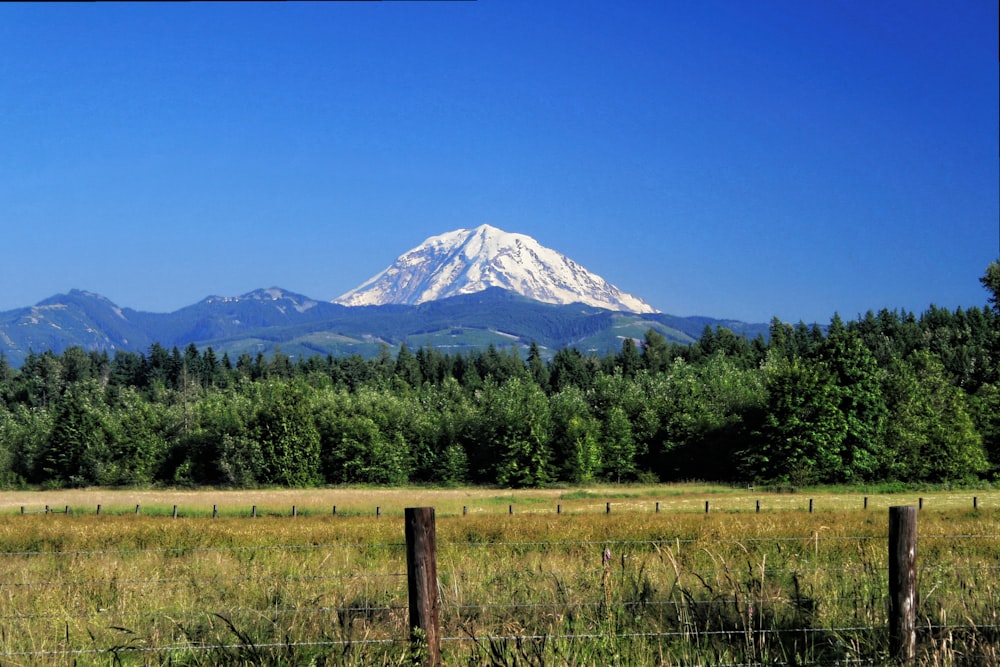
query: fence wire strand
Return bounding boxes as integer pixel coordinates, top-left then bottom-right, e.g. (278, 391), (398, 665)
(0, 517), (996, 663)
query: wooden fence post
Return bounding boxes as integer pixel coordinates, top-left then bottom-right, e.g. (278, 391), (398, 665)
(405, 507), (441, 666)
(889, 506), (917, 664)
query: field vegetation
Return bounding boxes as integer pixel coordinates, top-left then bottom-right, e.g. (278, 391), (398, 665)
(0, 485), (996, 666)
(1, 263), (998, 491)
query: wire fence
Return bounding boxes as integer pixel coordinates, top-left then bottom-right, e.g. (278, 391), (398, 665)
(0, 511), (997, 665)
(4, 491), (993, 518)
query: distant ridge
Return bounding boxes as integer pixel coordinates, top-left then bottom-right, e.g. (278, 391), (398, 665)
(0, 287), (769, 368)
(335, 224), (659, 314)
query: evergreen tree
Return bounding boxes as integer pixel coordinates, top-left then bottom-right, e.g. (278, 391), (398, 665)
(641, 329), (671, 374)
(981, 260), (1000, 313)
(41, 380), (109, 486)
(527, 342), (550, 392)
(616, 338), (642, 379)
(549, 347), (591, 391)
(394, 343), (422, 388)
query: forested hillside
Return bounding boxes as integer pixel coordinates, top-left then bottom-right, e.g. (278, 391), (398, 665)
(1, 265), (997, 489)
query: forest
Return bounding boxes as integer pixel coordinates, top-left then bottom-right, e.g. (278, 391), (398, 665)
(1, 264), (997, 490)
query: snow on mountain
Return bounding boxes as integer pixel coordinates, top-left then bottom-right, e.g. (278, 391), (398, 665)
(201, 288), (319, 313)
(334, 224), (660, 314)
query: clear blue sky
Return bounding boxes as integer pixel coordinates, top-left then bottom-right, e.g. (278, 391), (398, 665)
(2, 1), (997, 324)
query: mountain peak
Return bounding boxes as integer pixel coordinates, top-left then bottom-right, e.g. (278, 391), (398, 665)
(198, 287), (320, 313)
(334, 225), (659, 314)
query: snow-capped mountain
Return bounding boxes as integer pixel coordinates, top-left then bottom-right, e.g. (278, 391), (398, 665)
(201, 287), (321, 314)
(334, 224), (660, 314)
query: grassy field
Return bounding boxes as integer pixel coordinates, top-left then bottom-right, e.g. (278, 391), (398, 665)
(0, 485), (996, 666)
(1, 483), (996, 517)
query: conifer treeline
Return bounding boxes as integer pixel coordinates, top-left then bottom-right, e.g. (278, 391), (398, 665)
(1, 290), (997, 488)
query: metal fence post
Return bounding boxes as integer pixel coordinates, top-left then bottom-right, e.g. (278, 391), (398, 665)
(405, 507), (441, 666)
(889, 506), (917, 664)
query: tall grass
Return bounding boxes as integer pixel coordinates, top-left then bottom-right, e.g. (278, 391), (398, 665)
(0, 488), (996, 665)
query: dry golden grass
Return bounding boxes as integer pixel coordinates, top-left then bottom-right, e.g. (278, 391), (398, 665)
(2, 483), (997, 518)
(0, 493), (996, 666)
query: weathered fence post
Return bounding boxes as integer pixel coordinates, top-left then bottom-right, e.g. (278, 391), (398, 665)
(889, 506), (917, 664)
(405, 507), (441, 666)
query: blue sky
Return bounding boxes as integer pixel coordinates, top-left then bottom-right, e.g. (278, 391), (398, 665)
(2, 1), (997, 324)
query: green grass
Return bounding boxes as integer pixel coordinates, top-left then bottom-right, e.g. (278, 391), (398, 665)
(0, 486), (997, 665)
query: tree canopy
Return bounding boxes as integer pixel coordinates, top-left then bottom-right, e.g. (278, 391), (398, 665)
(1, 264), (997, 489)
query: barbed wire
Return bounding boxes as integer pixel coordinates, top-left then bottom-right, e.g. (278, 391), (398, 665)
(2, 562), (997, 590)
(0, 529), (993, 662)
(3, 587), (997, 626)
(0, 572), (406, 588)
(2, 533), (997, 560)
(0, 541), (407, 558)
(3, 565), (997, 592)
(0, 623), (995, 661)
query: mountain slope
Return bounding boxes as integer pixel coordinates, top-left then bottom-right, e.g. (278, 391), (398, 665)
(0, 287), (769, 367)
(334, 224), (659, 314)
(0, 290), (155, 363)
